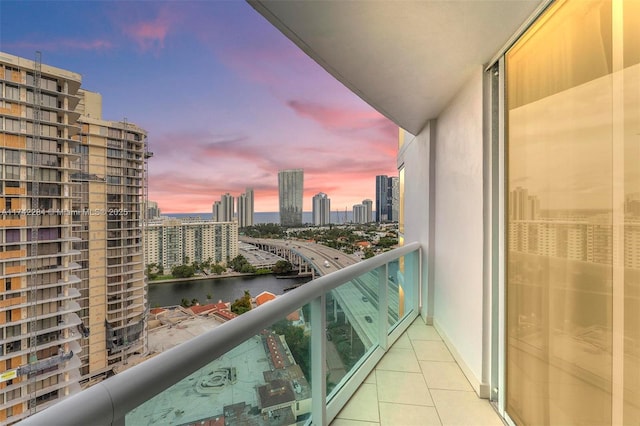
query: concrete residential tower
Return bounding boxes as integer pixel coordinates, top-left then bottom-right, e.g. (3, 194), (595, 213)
(212, 193), (235, 223)
(312, 192), (330, 226)
(362, 199), (373, 223)
(73, 90), (149, 381)
(0, 52), (150, 423)
(0, 53), (84, 422)
(237, 188), (254, 228)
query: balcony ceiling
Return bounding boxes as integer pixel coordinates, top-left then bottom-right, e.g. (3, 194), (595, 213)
(249, 0), (543, 135)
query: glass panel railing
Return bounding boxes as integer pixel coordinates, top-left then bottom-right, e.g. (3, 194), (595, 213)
(388, 258), (401, 327)
(325, 267), (381, 396)
(21, 243), (421, 426)
(126, 307), (313, 426)
(388, 250), (419, 332)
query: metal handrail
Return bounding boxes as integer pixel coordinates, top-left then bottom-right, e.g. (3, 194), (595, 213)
(22, 242), (420, 426)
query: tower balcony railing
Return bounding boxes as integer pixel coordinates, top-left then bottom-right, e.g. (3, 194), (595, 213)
(22, 242), (421, 426)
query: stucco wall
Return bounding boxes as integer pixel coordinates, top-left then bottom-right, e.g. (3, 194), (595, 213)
(398, 124), (435, 320)
(432, 68), (485, 391)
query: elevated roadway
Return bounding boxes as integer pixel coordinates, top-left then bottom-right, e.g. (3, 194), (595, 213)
(240, 237), (403, 348)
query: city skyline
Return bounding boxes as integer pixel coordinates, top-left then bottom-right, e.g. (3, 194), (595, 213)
(0, 1), (398, 213)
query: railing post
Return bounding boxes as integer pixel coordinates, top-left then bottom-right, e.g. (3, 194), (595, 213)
(378, 264), (389, 350)
(310, 295), (326, 425)
(416, 248), (423, 313)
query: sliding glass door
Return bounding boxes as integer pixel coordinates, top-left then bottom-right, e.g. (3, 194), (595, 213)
(506, 0), (640, 423)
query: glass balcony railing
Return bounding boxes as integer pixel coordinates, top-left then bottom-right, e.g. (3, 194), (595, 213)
(22, 242), (421, 426)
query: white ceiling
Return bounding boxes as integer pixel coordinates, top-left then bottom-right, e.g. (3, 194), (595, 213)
(249, 0), (544, 135)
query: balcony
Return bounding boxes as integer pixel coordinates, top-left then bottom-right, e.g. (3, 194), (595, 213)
(331, 319), (501, 425)
(20, 242), (498, 425)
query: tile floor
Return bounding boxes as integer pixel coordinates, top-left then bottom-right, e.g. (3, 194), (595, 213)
(331, 319), (504, 426)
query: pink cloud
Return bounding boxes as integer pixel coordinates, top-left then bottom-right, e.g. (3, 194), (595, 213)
(123, 21), (169, 50)
(115, 5), (181, 52)
(287, 100), (386, 132)
(197, 138), (273, 167)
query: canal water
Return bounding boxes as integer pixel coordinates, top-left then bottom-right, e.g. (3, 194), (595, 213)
(148, 274), (312, 307)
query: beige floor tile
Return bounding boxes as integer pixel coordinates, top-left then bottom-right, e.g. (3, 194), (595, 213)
(335, 383), (380, 422)
(420, 361), (473, 391)
(364, 370), (376, 384)
(411, 340), (454, 362)
(407, 321), (442, 341)
(375, 347), (421, 372)
(379, 402), (442, 426)
(375, 370), (433, 406)
(331, 419), (380, 426)
(431, 390), (503, 426)
(389, 332), (412, 349)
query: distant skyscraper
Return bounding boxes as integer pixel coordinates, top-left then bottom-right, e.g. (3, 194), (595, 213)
(376, 175), (390, 222)
(237, 188), (254, 227)
(353, 204), (367, 224)
(221, 193), (235, 221)
(212, 201), (221, 221)
(376, 176), (399, 222)
(147, 200), (161, 219)
(278, 169), (304, 226)
(362, 199), (373, 223)
(213, 193), (235, 222)
(312, 192), (331, 226)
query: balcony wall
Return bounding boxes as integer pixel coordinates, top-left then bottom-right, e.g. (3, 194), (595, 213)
(400, 68), (489, 397)
(433, 68), (486, 394)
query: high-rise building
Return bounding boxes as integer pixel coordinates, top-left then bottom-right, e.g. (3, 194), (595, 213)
(237, 188), (254, 228)
(146, 200), (160, 220)
(362, 199), (373, 223)
(73, 89), (148, 380)
(0, 53), (84, 422)
(278, 169), (303, 226)
(352, 204), (366, 224)
(221, 193), (234, 222)
(144, 218), (238, 270)
(0, 52), (149, 423)
(212, 193), (235, 222)
(376, 176), (398, 222)
(312, 193), (330, 226)
(212, 201), (221, 221)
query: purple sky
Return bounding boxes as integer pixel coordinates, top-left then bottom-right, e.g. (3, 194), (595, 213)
(1, 1), (398, 213)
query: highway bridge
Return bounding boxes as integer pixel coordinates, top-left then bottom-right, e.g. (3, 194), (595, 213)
(240, 237), (403, 348)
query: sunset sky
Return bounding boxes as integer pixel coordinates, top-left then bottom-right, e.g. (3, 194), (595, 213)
(0, 1), (398, 213)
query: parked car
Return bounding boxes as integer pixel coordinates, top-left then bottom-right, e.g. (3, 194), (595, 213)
(364, 315), (373, 323)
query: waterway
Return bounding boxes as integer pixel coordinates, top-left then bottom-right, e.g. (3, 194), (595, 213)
(148, 274), (312, 307)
